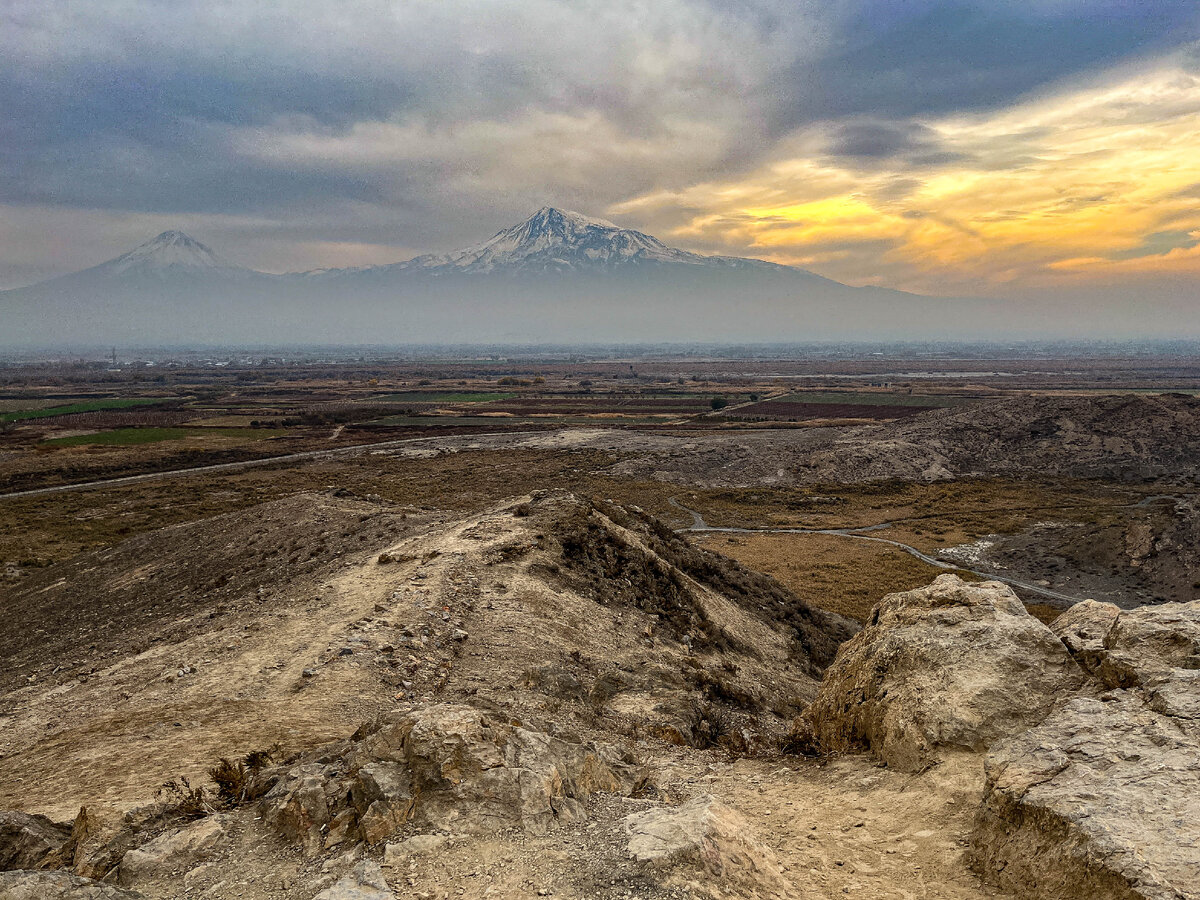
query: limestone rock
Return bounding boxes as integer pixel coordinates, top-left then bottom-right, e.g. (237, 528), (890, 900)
(0, 870), (143, 899)
(1051, 599), (1121, 667)
(311, 860), (391, 900)
(363, 702), (635, 834)
(60, 808), (134, 881)
(1053, 599), (1200, 717)
(800, 574), (1085, 770)
(624, 795), (792, 899)
(261, 702), (638, 850)
(1094, 600), (1200, 690)
(0, 811), (71, 871)
(972, 694), (1200, 900)
(259, 766), (340, 854)
(117, 817), (226, 886)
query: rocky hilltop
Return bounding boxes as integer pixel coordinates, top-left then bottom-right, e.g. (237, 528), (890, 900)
(2, 491), (1198, 899)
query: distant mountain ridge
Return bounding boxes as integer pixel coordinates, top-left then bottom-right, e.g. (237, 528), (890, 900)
(12, 208), (820, 289)
(0, 208), (995, 345)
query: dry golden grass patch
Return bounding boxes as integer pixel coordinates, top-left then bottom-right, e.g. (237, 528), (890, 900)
(692, 531), (980, 622)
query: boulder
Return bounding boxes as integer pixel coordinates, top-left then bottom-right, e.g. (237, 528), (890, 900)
(311, 860), (391, 900)
(799, 575), (1085, 770)
(972, 694), (1200, 900)
(116, 817), (226, 886)
(1097, 601), (1200, 689)
(58, 808), (134, 881)
(0, 811), (71, 871)
(260, 766), (340, 855)
(624, 795), (792, 899)
(0, 870), (143, 899)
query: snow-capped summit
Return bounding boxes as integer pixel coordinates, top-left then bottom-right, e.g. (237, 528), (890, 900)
(391, 207), (723, 274)
(101, 231), (242, 277)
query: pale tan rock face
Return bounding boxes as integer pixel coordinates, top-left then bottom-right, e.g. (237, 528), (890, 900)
(0, 870), (144, 899)
(311, 860), (391, 900)
(799, 574), (1085, 771)
(259, 702), (638, 850)
(116, 817), (226, 886)
(1053, 597), (1200, 717)
(972, 694), (1200, 900)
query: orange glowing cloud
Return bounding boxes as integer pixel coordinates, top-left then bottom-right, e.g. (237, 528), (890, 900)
(612, 55), (1200, 296)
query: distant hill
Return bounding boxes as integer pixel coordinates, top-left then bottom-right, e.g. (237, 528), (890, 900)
(0, 208), (994, 346)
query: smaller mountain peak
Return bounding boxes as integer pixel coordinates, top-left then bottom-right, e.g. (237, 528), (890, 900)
(106, 229), (232, 274)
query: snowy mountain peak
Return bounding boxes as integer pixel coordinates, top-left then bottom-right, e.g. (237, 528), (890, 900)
(104, 231), (235, 276)
(398, 207), (700, 274)
(525, 207), (619, 231)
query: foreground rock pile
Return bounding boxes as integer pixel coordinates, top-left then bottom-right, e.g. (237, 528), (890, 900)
(799, 574), (1200, 900)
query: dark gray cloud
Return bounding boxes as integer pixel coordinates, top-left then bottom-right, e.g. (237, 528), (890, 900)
(772, 0), (1200, 131)
(1, 0), (1198, 282)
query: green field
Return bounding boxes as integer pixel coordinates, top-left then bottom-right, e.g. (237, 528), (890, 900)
(370, 392), (518, 404)
(768, 392), (972, 408)
(1, 398), (164, 423)
(42, 427), (284, 447)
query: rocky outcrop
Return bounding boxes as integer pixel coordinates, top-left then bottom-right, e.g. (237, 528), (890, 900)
(1051, 600), (1121, 669)
(798, 574), (1084, 770)
(624, 795), (792, 899)
(0, 870), (143, 899)
(116, 816), (226, 886)
(260, 702), (639, 852)
(1053, 598), (1200, 718)
(972, 694), (1200, 900)
(55, 808), (135, 882)
(0, 811), (70, 871)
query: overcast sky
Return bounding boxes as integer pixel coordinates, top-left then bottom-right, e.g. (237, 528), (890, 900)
(3, 0), (1200, 303)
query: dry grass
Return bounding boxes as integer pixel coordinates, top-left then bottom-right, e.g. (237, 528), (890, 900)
(692, 531), (977, 622)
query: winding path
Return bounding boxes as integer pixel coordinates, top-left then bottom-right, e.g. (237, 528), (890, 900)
(668, 497), (1087, 606)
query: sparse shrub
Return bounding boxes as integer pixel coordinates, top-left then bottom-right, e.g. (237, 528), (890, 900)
(512, 502), (532, 517)
(156, 778), (209, 820)
(209, 748), (275, 806)
(693, 703), (731, 749)
(710, 397), (728, 410)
